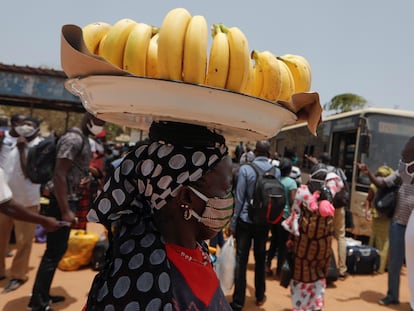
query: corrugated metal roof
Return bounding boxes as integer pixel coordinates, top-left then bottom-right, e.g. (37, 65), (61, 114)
(0, 63), (66, 77)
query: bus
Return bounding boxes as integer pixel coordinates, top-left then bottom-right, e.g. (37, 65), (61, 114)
(270, 107), (414, 238)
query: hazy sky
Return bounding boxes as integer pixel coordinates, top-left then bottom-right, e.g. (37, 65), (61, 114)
(1, 0), (413, 112)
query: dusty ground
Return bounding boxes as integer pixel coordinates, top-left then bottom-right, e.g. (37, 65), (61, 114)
(0, 223), (411, 311)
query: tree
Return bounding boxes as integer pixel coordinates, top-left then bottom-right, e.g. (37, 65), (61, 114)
(324, 93), (367, 113)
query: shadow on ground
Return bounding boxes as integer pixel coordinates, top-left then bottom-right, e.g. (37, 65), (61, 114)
(2, 286), (79, 311)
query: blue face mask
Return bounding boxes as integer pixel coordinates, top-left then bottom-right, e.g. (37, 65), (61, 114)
(292, 156), (298, 165)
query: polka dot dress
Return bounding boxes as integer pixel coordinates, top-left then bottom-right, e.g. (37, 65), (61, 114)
(85, 141), (227, 310)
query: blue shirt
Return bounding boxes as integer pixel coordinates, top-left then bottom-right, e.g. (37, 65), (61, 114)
(230, 156), (280, 230)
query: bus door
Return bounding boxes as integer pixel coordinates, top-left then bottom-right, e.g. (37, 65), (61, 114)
(330, 130), (357, 181)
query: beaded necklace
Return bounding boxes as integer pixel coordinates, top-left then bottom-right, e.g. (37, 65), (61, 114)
(170, 243), (210, 266)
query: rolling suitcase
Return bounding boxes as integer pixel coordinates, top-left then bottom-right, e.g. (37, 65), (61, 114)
(346, 244), (380, 274)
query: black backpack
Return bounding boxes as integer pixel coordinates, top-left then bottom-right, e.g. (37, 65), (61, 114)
(247, 162), (286, 225)
(26, 133), (58, 184)
(26, 129), (84, 184)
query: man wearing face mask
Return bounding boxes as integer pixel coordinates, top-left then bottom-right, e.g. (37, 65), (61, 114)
(0, 115), (44, 293)
(28, 112), (105, 311)
(357, 136), (414, 307)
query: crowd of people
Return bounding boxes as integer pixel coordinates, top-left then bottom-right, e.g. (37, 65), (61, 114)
(0, 112), (414, 311)
(0, 112), (130, 310)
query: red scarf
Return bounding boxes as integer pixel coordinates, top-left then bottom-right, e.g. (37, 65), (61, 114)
(166, 243), (220, 307)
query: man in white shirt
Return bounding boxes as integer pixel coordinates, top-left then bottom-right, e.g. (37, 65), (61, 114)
(0, 115), (44, 292)
(0, 167), (61, 241)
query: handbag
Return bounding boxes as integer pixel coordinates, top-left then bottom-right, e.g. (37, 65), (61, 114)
(214, 235), (236, 295)
(374, 182), (400, 218)
(332, 186), (350, 209)
(279, 251), (293, 288)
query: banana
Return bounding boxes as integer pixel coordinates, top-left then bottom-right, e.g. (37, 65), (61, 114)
(220, 24), (251, 92)
(98, 34), (107, 56)
(252, 60), (264, 97)
(123, 23), (153, 76)
(251, 50), (282, 101)
(146, 32), (159, 78)
(98, 18), (137, 68)
(240, 59), (254, 95)
(182, 15), (208, 84)
(157, 8), (192, 80)
(205, 24), (230, 89)
(276, 58), (295, 102)
(277, 54), (312, 92)
(82, 22), (112, 55)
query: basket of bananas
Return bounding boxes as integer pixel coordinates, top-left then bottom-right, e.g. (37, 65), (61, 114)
(61, 8), (322, 141)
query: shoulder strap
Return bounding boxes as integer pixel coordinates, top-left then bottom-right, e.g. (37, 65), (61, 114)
(249, 162), (262, 175)
(66, 128), (86, 154)
(63, 128), (87, 173)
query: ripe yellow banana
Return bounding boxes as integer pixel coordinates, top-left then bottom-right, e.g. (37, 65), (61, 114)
(252, 50), (282, 101)
(98, 34), (107, 56)
(276, 58), (295, 102)
(123, 23), (153, 76)
(252, 61), (264, 97)
(205, 24), (230, 89)
(182, 15), (208, 84)
(240, 59), (254, 95)
(220, 24), (251, 92)
(82, 22), (112, 55)
(98, 18), (137, 68)
(146, 32), (159, 78)
(158, 8), (192, 80)
(277, 54), (312, 92)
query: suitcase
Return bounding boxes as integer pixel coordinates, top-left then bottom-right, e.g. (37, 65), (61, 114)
(346, 245), (380, 274)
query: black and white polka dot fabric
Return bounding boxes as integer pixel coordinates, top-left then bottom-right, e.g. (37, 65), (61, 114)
(85, 138), (228, 311)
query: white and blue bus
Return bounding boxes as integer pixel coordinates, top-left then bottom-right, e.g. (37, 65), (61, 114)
(270, 107), (414, 238)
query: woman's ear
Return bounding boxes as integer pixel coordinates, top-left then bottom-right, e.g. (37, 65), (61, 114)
(176, 186), (192, 208)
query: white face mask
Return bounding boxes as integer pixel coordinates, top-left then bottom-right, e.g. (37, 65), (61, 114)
(14, 125), (38, 138)
(187, 186), (234, 232)
(398, 159), (414, 184)
(87, 122), (103, 136)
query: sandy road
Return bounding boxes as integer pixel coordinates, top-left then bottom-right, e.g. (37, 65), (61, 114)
(0, 223), (411, 311)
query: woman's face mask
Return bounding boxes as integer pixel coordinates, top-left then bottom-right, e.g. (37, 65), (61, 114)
(14, 124), (38, 138)
(187, 186), (234, 232)
(398, 159), (414, 184)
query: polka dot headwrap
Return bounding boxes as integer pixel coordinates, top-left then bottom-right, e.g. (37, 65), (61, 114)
(85, 121), (228, 310)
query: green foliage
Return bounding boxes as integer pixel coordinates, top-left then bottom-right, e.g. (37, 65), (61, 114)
(324, 93), (367, 113)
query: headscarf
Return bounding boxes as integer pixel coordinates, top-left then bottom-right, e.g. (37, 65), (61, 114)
(86, 121), (228, 310)
(376, 165), (394, 177)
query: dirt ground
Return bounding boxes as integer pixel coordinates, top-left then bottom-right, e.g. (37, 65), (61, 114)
(0, 222), (411, 311)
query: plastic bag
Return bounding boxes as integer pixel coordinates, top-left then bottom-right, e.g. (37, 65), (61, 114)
(214, 235), (235, 295)
(58, 229), (99, 271)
